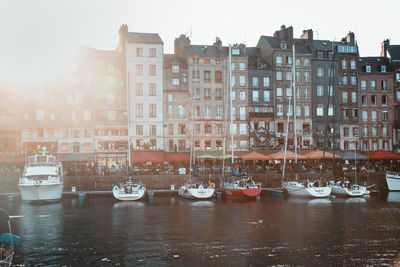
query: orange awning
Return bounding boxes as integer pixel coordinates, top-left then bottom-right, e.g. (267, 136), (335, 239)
(164, 152), (190, 162)
(131, 151), (165, 163)
(242, 151), (272, 161)
(269, 150), (307, 160)
(304, 150), (342, 160)
(365, 150), (400, 160)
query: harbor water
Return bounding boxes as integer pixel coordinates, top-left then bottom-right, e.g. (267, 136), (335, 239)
(1, 193), (400, 266)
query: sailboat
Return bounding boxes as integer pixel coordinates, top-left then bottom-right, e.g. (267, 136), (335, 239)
(112, 176), (146, 201)
(220, 45), (262, 199)
(282, 44), (331, 198)
(178, 55), (215, 199)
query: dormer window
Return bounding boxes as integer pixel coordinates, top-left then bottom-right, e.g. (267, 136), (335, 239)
(232, 48), (240, 55)
(280, 42), (287, 49)
(172, 65), (179, 73)
(381, 65), (386, 73)
(366, 65), (371, 73)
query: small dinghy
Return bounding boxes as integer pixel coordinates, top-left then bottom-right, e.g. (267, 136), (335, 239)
(113, 177), (146, 201)
(0, 208), (20, 267)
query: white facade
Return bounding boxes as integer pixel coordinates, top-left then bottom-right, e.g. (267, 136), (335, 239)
(126, 42), (164, 150)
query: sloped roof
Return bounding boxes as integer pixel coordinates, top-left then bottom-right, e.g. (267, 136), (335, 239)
(126, 32), (163, 44)
(388, 45), (400, 61)
(258, 36), (312, 54)
(185, 45), (226, 57)
(163, 54), (187, 68)
(359, 57), (392, 73)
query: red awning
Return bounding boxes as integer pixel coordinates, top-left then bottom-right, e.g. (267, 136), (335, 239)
(364, 150), (400, 160)
(164, 152), (190, 162)
(131, 152), (165, 163)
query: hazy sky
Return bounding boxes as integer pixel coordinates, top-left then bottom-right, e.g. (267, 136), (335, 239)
(1, 0), (399, 84)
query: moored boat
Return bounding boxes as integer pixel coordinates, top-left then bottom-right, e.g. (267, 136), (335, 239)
(283, 181), (331, 198)
(221, 177), (262, 199)
(112, 177), (146, 201)
(179, 183), (215, 199)
(330, 181), (367, 197)
(385, 172), (400, 191)
(18, 147), (63, 202)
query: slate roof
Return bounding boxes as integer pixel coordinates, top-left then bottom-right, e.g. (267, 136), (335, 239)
(258, 36), (312, 54)
(163, 54), (187, 68)
(388, 45), (400, 61)
(126, 32), (163, 44)
(184, 45), (226, 57)
(359, 57), (392, 73)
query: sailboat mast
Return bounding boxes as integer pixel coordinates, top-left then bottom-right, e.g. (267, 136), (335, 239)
(293, 44), (297, 164)
(222, 48), (230, 180)
(189, 56), (198, 181)
(229, 45), (234, 165)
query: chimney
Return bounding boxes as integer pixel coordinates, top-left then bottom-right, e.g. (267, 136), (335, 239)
(118, 24), (128, 54)
(346, 32), (355, 45)
(174, 34), (191, 58)
(381, 39), (390, 58)
(213, 37), (222, 49)
(300, 29), (313, 41)
(274, 25), (293, 44)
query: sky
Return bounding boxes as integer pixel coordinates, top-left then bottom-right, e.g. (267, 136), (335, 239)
(1, 0), (399, 84)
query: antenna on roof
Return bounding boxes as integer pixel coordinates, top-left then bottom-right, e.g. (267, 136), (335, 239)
(190, 26), (192, 40)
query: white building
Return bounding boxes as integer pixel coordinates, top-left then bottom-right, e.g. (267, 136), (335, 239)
(119, 25), (164, 151)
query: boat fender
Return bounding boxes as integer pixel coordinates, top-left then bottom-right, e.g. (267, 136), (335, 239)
(185, 184), (188, 189)
(210, 183), (215, 188)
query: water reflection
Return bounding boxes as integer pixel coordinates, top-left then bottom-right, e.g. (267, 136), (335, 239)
(285, 197), (332, 205)
(186, 200), (214, 207)
(386, 192), (400, 203)
(113, 201), (145, 209)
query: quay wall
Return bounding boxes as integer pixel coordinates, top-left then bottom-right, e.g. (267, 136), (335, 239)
(0, 172), (386, 193)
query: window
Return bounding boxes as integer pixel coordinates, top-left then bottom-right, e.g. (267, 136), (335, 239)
(136, 104), (143, 117)
(149, 104), (156, 118)
(149, 125), (157, 136)
(216, 124), (223, 134)
(239, 62), (246, 70)
(215, 71), (222, 83)
(168, 124), (173, 135)
(36, 110), (44, 120)
(205, 106), (211, 117)
(371, 111), (377, 122)
(343, 108), (349, 118)
(317, 85), (324, 96)
(239, 107), (246, 120)
(168, 105), (173, 116)
(276, 72), (283, 81)
(178, 105), (185, 117)
(295, 71), (300, 83)
(342, 76), (348, 85)
(106, 93), (115, 104)
(240, 123), (247, 135)
(72, 110), (77, 120)
(381, 65), (386, 72)
(277, 88), (283, 98)
(304, 59), (310, 66)
(342, 60), (347, 69)
(150, 139), (156, 150)
(252, 77), (259, 87)
(263, 77), (270, 87)
(381, 95), (388, 106)
(383, 111), (388, 121)
(363, 126), (368, 136)
(286, 88), (292, 97)
(205, 125), (212, 134)
(84, 110), (91, 121)
(263, 90), (270, 102)
(372, 127), (377, 136)
(73, 143), (80, 153)
(351, 76), (357, 85)
(215, 89), (222, 99)
(396, 72), (400, 82)
(317, 67), (324, 77)
(353, 127), (359, 137)
(232, 48), (240, 55)
(149, 48), (156, 57)
(136, 64), (143, 75)
(296, 105), (301, 117)
(136, 48), (143, 57)
(317, 51), (324, 59)
(350, 60), (356, 70)
(343, 127), (349, 137)
(351, 92), (357, 103)
(136, 139), (143, 150)
(108, 111), (115, 120)
(383, 126), (388, 136)
(216, 106), (222, 117)
(252, 91), (259, 102)
(231, 62), (236, 71)
(231, 76), (236, 87)
(352, 108), (358, 118)
(239, 76), (246, 86)
(328, 105), (334, 116)
(304, 106), (310, 117)
(149, 64), (157, 76)
(285, 72), (292, 81)
(178, 140), (186, 151)
(296, 59), (301, 66)
(317, 105), (324, 116)
(366, 65), (371, 73)
(204, 71), (211, 82)
(371, 95), (376, 106)
(304, 72), (310, 83)
(149, 83), (156, 96)
(136, 125), (143, 135)
(342, 92), (348, 103)
(277, 122), (284, 133)
(276, 56), (283, 66)
(239, 91), (246, 100)
(172, 65), (179, 73)
(277, 105), (283, 116)
(231, 91), (236, 100)
(136, 83), (143, 96)
(362, 96), (368, 106)
(361, 80), (367, 90)
(362, 111), (368, 122)
(204, 88), (211, 99)
(381, 80), (387, 91)
(304, 88), (310, 99)
(172, 79), (180, 85)
(230, 123), (237, 134)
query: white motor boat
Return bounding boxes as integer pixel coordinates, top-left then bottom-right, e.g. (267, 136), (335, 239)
(330, 181), (367, 197)
(385, 172), (400, 191)
(283, 181), (331, 198)
(113, 177), (146, 201)
(179, 183), (215, 199)
(18, 147), (63, 201)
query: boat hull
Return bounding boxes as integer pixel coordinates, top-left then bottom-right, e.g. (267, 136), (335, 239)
(385, 173), (400, 191)
(283, 183), (331, 198)
(221, 187), (262, 198)
(331, 185), (367, 197)
(112, 186), (146, 201)
(18, 183), (63, 201)
(179, 186), (215, 199)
